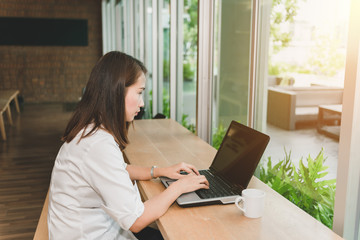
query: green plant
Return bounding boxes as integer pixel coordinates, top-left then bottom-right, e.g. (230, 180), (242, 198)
(183, 0), (198, 83)
(162, 88), (170, 118)
(183, 61), (195, 81)
(212, 123), (226, 150)
(259, 148), (336, 229)
(268, 62), (311, 76)
(268, 0), (305, 77)
(270, 0), (303, 55)
(182, 114), (195, 133)
(183, 0), (198, 59)
(149, 90), (153, 118)
(147, 88), (170, 118)
(163, 59), (170, 81)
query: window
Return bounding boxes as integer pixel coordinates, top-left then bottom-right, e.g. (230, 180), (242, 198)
(104, 0), (360, 236)
(211, 0), (253, 147)
(258, 0), (350, 230)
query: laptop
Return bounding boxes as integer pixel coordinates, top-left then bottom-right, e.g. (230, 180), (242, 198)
(160, 120), (270, 207)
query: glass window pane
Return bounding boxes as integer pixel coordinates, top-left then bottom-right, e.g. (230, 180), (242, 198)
(134, 0), (140, 59)
(257, 0), (351, 230)
(212, 0), (252, 149)
(162, 0), (170, 117)
(182, 0), (198, 133)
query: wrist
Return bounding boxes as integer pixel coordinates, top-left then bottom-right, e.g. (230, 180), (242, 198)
(153, 166), (165, 178)
(167, 180), (183, 196)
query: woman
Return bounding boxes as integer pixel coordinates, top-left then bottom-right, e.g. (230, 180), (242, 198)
(47, 51), (209, 240)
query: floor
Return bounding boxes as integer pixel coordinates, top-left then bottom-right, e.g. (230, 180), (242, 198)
(0, 103), (72, 240)
(0, 103), (340, 239)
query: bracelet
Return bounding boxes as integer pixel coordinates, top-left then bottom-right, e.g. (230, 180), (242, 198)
(151, 165), (157, 179)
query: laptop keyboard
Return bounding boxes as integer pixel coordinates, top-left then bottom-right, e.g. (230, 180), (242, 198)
(195, 170), (237, 199)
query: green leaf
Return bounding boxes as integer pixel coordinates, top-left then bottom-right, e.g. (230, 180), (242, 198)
(258, 148), (336, 229)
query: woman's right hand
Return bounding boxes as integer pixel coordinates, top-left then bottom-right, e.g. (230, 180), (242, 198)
(130, 173), (209, 232)
(169, 173), (209, 195)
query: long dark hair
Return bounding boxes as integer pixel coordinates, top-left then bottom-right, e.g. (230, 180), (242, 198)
(62, 51), (147, 149)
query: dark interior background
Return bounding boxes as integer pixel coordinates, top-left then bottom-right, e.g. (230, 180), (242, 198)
(0, 0), (102, 103)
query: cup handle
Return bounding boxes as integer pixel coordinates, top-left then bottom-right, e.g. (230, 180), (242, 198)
(235, 196), (246, 213)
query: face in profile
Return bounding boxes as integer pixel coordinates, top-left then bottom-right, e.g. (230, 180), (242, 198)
(125, 72), (146, 122)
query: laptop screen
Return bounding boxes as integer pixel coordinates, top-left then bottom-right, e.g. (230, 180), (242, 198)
(210, 121), (270, 190)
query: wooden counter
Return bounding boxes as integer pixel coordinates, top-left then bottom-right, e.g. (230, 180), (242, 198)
(124, 119), (343, 240)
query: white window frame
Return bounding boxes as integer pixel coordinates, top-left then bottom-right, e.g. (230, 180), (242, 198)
(144, 0), (153, 119)
(138, 0), (145, 63)
(197, 0), (214, 142)
(115, 1), (123, 51)
(151, 0), (159, 116)
(129, 0), (135, 55)
(157, 0), (164, 115)
(248, 0), (259, 128)
(254, 0), (271, 132)
(109, 0), (116, 51)
(170, 0), (184, 122)
(101, 0), (108, 54)
(333, 0), (360, 238)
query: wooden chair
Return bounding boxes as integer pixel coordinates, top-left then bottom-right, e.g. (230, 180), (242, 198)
(0, 90), (20, 140)
(0, 100), (12, 140)
(33, 192), (49, 240)
(0, 90), (20, 113)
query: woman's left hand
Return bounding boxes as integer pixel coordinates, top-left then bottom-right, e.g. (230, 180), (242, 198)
(159, 162), (200, 180)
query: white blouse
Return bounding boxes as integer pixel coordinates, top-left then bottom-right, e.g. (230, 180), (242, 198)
(48, 126), (144, 240)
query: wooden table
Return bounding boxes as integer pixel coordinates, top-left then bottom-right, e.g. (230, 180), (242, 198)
(124, 119), (343, 240)
(317, 104), (342, 140)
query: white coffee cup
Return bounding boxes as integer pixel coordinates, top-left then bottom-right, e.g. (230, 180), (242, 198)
(235, 189), (265, 218)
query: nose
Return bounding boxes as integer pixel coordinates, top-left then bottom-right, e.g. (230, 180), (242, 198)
(139, 95), (144, 108)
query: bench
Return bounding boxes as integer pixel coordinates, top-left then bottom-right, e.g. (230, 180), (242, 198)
(34, 191), (49, 240)
(267, 86), (343, 130)
(0, 90), (20, 140)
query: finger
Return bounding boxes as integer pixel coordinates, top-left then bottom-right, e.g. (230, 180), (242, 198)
(201, 178), (209, 187)
(184, 163), (199, 175)
(182, 167), (195, 175)
(188, 165), (200, 175)
(199, 183), (209, 189)
(194, 175), (209, 186)
(183, 165), (199, 175)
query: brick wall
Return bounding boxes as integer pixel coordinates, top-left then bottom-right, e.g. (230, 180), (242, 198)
(0, 0), (102, 103)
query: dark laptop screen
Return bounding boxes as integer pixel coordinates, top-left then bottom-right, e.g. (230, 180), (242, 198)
(210, 121), (270, 190)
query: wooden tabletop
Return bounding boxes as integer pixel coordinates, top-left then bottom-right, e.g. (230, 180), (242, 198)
(124, 119), (343, 240)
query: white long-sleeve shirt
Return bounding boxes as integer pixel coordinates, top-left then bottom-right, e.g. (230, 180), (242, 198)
(48, 126), (144, 240)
